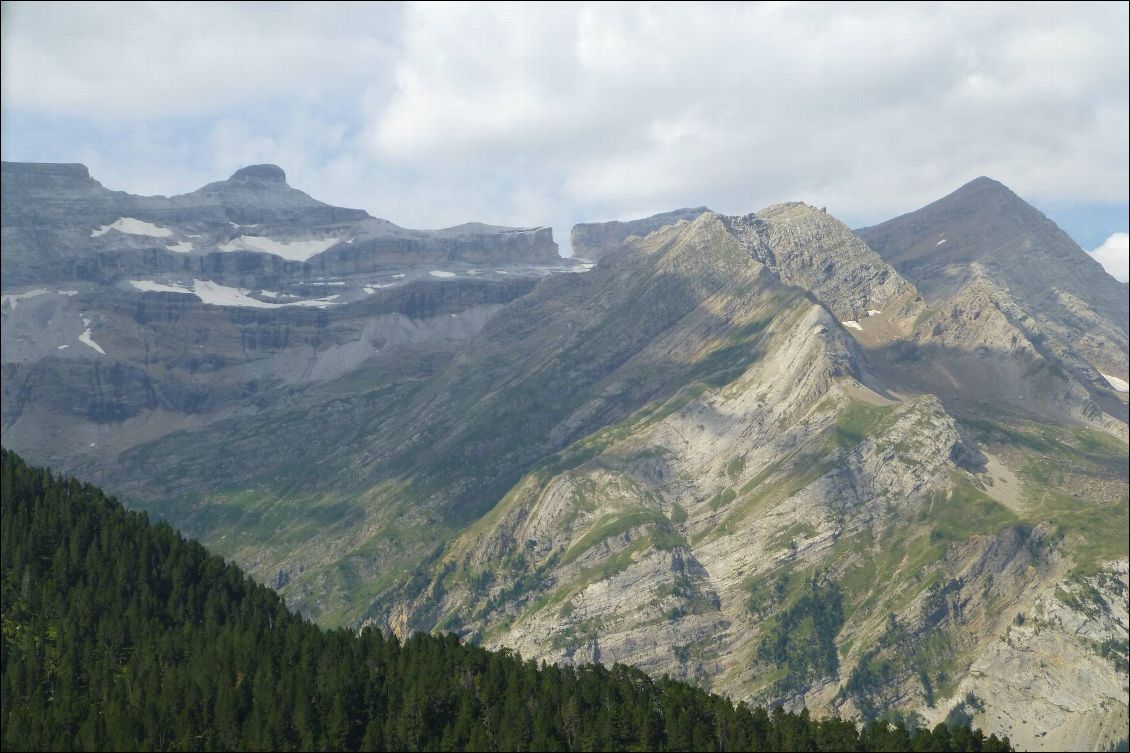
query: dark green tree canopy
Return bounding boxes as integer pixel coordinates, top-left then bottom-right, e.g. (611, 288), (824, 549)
(0, 449), (1010, 752)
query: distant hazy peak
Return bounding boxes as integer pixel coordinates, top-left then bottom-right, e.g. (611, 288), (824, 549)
(436, 222), (549, 235)
(0, 162), (104, 197)
(962, 175), (1008, 190)
(640, 206), (711, 222)
(571, 206), (712, 261)
(198, 164), (300, 196)
(183, 163), (376, 223)
(1, 161), (93, 180)
(228, 164), (288, 185)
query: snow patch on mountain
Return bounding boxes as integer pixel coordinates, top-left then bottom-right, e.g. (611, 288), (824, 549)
(1, 289), (49, 309)
(129, 279), (341, 309)
(129, 280), (195, 295)
(78, 316), (105, 355)
(192, 280), (285, 308)
(91, 218), (173, 238)
(1101, 373), (1129, 392)
(218, 235), (341, 261)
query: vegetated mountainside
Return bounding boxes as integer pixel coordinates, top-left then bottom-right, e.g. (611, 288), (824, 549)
(395, 203), (1128, 752)
(2, 166), (1126, 751)
(0, 449), (1013, 752)
(94, 210), (839, 622)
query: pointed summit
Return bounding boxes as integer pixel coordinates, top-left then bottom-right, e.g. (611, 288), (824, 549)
(930, 175), (1033, 215)
(961, 175), (1010, 191)
(857, 177), (1128, 379)
(863, 178), (1036, 253)
(856, 177), (1111, 297)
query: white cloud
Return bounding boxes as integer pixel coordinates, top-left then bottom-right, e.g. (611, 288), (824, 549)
(1, 2), (399, 118)
(365, 2), (1128, 222)
(1090, 232), (1130, 283)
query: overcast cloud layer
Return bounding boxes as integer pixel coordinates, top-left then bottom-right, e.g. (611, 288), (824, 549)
(2, 1), (1127, 273)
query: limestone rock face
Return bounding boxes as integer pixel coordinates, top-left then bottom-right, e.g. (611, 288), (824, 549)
(723, 204), (925, 341)
(890, 274), (1128, 437)
(931, 561), (1129, 753)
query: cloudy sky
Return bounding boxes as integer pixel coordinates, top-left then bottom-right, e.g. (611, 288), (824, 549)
(2, 2), (1127, 278)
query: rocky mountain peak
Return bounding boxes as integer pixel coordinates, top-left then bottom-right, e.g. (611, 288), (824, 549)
(183, 163), (374, 225)
(1, 161), (101, 197)
(1, 161), (93, 181)
(228, 164), (288, 185)
(722, 202), (923, 327)
(754, 200), (824, 219)
(961, 175), (1010, 193)
(932, 175), (1035, 219)
(857, 177), (1128, 377)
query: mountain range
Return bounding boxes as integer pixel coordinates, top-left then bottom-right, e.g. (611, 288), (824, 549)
(1, 161), (1126, 751)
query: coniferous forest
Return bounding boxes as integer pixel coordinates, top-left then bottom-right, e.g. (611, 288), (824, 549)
(0, 449), (1011, 752)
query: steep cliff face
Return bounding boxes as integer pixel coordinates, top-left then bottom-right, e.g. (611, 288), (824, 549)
(919, 559), (1129, 752)
(1, 161), (575, 490)
(0, 161), (562, 288)
(1, 276), (539, 471)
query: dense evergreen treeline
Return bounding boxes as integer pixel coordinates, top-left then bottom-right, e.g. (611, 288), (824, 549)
(0, 449), (1011, 751)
